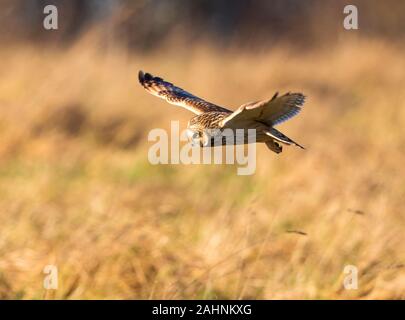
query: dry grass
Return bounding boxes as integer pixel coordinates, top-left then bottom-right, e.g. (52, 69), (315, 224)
(0, 37), (404, 299)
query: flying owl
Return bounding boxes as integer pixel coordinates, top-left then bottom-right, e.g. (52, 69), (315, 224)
(138, 70), (306, 153)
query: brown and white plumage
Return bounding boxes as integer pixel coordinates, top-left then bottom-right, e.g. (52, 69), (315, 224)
(138, 70), (306, 153)
(221, 92), (305, 128)
(138, 71), (229, 114)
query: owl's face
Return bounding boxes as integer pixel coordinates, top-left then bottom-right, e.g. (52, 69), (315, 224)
(186, 128), (222, 147)
(186, 129), (201, 146)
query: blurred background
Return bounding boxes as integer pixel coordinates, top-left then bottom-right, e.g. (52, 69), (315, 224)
(0, 0), (404, 299)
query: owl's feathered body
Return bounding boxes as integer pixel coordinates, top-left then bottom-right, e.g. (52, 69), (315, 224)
(138, 70), (306, 153)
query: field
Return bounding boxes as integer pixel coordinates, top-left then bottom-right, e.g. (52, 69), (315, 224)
(0, 37), (404, 299)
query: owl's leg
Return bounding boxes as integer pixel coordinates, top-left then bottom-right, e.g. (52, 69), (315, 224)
(265, 140), (283, 154)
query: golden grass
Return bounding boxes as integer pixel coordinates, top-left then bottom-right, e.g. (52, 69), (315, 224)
(0, 37), (404, 299)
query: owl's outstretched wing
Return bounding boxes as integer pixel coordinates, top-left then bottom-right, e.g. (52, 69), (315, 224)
(221, 92), (306, 129)
(138, 71), (230, 115)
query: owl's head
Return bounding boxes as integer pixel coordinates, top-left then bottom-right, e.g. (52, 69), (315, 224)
(186, 128), (222, 147)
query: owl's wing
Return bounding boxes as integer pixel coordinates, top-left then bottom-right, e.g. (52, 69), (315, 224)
(138, 71), (230, 115)
(220, 92), (305, 129)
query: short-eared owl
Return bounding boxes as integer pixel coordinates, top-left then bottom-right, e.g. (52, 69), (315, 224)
(138, 70), (306, 153)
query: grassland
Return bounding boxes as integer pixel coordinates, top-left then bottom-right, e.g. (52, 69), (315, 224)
(0, 37), (404, 299)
